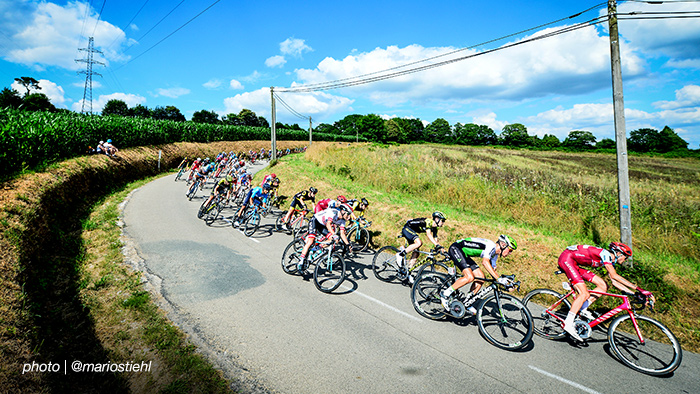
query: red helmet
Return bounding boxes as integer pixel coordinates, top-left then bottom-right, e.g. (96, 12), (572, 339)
(271, 173), (277, 178)
(239, 160), (244, 166)
(609, 242), (632, 257)
(337, 195), (347, 203)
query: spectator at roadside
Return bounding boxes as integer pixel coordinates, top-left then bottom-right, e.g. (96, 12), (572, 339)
(103, 139), (119, 157)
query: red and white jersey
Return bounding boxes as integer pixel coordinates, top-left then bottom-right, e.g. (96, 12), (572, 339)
(563, 245), (615, 268)
(313, 208), (346, 230)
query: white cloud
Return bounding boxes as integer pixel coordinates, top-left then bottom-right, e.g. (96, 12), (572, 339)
(280, 38), (312, 57)
(223, 88), (353, 122)
(11, 78), (67, 107)
(292, 25), (646, 106)
(471, 111), (507, 133)
(229, 79), (244, 90)
(72, 92), (146, 113)
(203, 79), (222, 89)
(3, 1), (127, 70)
(265, 55), (286, 68)
(653, 85), (700, 110)
(156, 87), (190, 98)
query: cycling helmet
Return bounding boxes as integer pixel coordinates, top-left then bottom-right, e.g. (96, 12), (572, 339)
(361, 198), (369, 205)
(197, 157), (202, 161)
(239, 160), (245, 166)
(338, 204), (352, 215)
(498, 234), (517, 250)
(609, 241), (632, 257)
(309, 187), (318, 194)
(432, 211), (446, 221)
(271, 173), (277, 178)
(263, 183), (272, 191)
(337, 195), (348, 203)
(225, 175), (233, 182)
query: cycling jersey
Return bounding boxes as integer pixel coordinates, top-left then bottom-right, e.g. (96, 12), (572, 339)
(558, 245), (614, 285)
(402, 217), (439, 243)
(448, 238), (499, 271)
(348, 199), (366, 214)
(314, 198), (341, 213)
(291, 190), (316, 209)
(241, 186), (268, 207)
(260, 174), (275, 187)
(306, 208), (346, 240)
(212, 178), (233, 195)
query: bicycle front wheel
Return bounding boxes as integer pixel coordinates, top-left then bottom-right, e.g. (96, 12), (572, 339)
(281, 239), (304, 275)
(372, 246), (401, 283)
(313, 253), (346, 293)
(410, 272), (448, 320)
(477, 293), (533, 351)
(243, 213), (260, 237)
(608, 314), (682, 376)
(349, 227), (370, 253)
(522, 289), (569, 340)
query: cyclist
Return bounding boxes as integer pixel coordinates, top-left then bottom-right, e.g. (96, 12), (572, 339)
(440, 235), (518, 315)
(314, 195), (348, 213)
(281, 186), (318, 230)
(348, 197), (369, 220)
(297, 204), (353, 272)
(186, 158), (202, 183)
(396, 211), (446, 281)
(260, 173), (277, 187)
(188, 158), (212, 191)
(233, 183), (271, 228)
(557, 242), (654, 341)
(201, 174), (235, 213)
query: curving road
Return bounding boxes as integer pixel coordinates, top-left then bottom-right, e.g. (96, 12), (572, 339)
(121, 165), (700, 394)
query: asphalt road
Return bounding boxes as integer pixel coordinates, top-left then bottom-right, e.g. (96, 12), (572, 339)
(121, 164), (700, 394)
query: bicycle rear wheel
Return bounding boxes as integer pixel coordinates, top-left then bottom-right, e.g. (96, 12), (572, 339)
(281, 239), (305, 275)
(477, 293), (533, 350)
(372, 246), (402, 283)
(608, 314), (682, 376)
(522, 289), (569, 340)
(349, 227), (370, 253)
(410, 272), (448, 320)
(313, 253), (346, 293)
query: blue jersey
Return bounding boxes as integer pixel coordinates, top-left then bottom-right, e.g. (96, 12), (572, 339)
(250, 187), (269, 203)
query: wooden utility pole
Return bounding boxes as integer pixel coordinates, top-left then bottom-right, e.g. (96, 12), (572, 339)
(608, 0), (633, 265)
(309, 117), (313, 147)
(270, 87), (277, 161)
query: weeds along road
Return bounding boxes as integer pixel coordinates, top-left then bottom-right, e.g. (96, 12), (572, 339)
(122, 163), (700, 394)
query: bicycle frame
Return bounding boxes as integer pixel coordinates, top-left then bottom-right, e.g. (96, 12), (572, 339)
(543, 289), (646, 343)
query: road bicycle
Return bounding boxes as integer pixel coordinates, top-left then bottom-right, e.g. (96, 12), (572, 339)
(522, 270), (682, 375)
(198, 193), (228, 225)
(345, 216), (372, 253)
(276, 207), (310, 238)
(231, 184), (250, 208)
(281, 235), (346, 293)
(411, 271), (533, 350)
(372, 237), (451, 284)
(174, 160), (189, 181)
(238, 203), (264, 237)
(186, 177), (203, 201)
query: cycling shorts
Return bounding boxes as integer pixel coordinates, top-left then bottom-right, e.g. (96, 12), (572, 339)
(401, 226), (420, 243)
(448, 245), (480, 272)
(290, 198), (306, 209)
(241, 190), (263, 207)
(557, 250), (598, 285)
(305, 218), (329, 241)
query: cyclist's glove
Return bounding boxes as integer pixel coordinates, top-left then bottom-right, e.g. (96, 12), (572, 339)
(496, 276), (511, 286)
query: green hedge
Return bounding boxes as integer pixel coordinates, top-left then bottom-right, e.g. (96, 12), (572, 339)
(0, 108), (365, 179)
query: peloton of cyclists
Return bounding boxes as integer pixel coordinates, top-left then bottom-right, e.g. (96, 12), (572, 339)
(200, 174), (235, 216)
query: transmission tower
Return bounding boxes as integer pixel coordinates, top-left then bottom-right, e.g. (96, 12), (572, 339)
(76, 37), (105, 114)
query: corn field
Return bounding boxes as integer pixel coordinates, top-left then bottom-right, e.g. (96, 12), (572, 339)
(0, 108), (363, 179)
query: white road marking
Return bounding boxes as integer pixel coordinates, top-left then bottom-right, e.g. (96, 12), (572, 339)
(528, 365), (603, 394)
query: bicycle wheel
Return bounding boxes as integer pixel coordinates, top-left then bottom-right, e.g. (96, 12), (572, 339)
(205, 200), (223, 225)
(372, 246), (401, 283)
(281, 239), (305, 275)
(243, 212), (260, 237)
(477, 293), (533, 350)
(608, 314), (682, 376)
(349, 227), (370, 253)
(275, 215), (289, 233)
(313, 253), (346, 293)
(197, 199), (210, 219)
(411, 272), (448, 320)
(175, 167), (185, 181)
(292, 216), (308, 239)
(187, 181), (199, 201)
(522, 289), (569, 340)
(414, 259), (450, 277)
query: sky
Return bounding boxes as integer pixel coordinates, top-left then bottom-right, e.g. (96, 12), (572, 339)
(1, 0), (699, 148)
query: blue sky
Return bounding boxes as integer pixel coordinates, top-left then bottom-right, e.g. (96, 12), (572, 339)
(1, 0), (699, 147)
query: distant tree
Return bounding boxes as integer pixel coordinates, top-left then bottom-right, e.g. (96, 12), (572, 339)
(657, 126), (688, 152)
(315, 123), (340, 134)
(402, 118), (426, 142)
(102, 99), (129, 117)
(541, 134), (561, 148)
(563, 130), (597, 150)
(334, 114), (364, 137)
(357, 114), (386, 142)
(192, 109), (220, 124)
(152, 105), (185, 122)
(21, 93), (55, 112)
(289, 123), (303, 131)
(595, 138), (616, 150)
(14, 76), (40, 97)
(628, 128), (658, 152)
(0, 87), (22, 109)
(499, 123), (531, 147)
(425, 118), (451, 143)
(222, 113), (242, 125)
(385, 118), (409, 143)
(238, 109), (260, 126)
(257, 116), (270, 129)
(130, 104), (151, 118)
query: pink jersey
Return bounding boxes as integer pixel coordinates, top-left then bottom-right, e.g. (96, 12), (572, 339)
(563, 245), (614, 268)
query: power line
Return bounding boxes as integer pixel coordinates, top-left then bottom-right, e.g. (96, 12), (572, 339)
(115, 0), (221, 71)
(91, 0), (107, 37)
(106, 0), (151, 50)
(124, 0), (187, 53)
(274, 93), (310, 120)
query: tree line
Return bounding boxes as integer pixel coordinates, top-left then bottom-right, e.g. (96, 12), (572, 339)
(1, 77), (693, 155)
